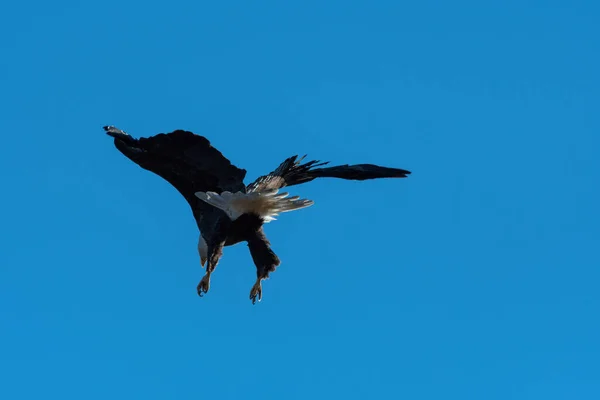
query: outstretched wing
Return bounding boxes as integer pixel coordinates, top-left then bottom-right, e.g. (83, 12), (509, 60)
(104, 126), (247, 217)
(298, 163), (411, 183)
(246, 155), (410, 192)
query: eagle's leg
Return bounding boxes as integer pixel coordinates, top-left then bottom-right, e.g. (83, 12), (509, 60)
(197, 239), (225, 297)
(247, 229), (281, 304)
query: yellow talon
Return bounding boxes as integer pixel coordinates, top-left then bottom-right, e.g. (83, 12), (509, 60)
(197, 272), (211, 297)
(249, 279), (263, 304)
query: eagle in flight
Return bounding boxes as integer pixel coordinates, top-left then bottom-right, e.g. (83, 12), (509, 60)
(104, 126), (411, 304)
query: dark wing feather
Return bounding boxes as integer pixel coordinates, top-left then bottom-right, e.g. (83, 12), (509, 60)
(246, 155), (410, 192)
(301, 163), (410, 183)
(245, 155), (329, 192)
(104, 126), (247, 221)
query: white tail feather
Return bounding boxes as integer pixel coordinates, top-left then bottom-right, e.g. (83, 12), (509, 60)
(194, 189), (313, 222)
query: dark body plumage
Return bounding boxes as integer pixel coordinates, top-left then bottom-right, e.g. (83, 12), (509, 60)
(104, 125), (410, 303)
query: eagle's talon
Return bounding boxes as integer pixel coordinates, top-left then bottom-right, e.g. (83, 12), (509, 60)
(197, 273), (211, 297)
(249, 279), (262, 304)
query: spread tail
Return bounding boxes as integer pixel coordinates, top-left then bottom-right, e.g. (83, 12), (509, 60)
(195, 189), (313, 222)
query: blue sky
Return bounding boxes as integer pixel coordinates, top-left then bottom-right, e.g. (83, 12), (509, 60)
(1, 1), (598, 398)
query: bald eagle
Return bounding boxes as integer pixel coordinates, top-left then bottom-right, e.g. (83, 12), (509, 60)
(104, 126), (410, 303)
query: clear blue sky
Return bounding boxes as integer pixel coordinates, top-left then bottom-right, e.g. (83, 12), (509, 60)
(1, 1), (598, 399)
